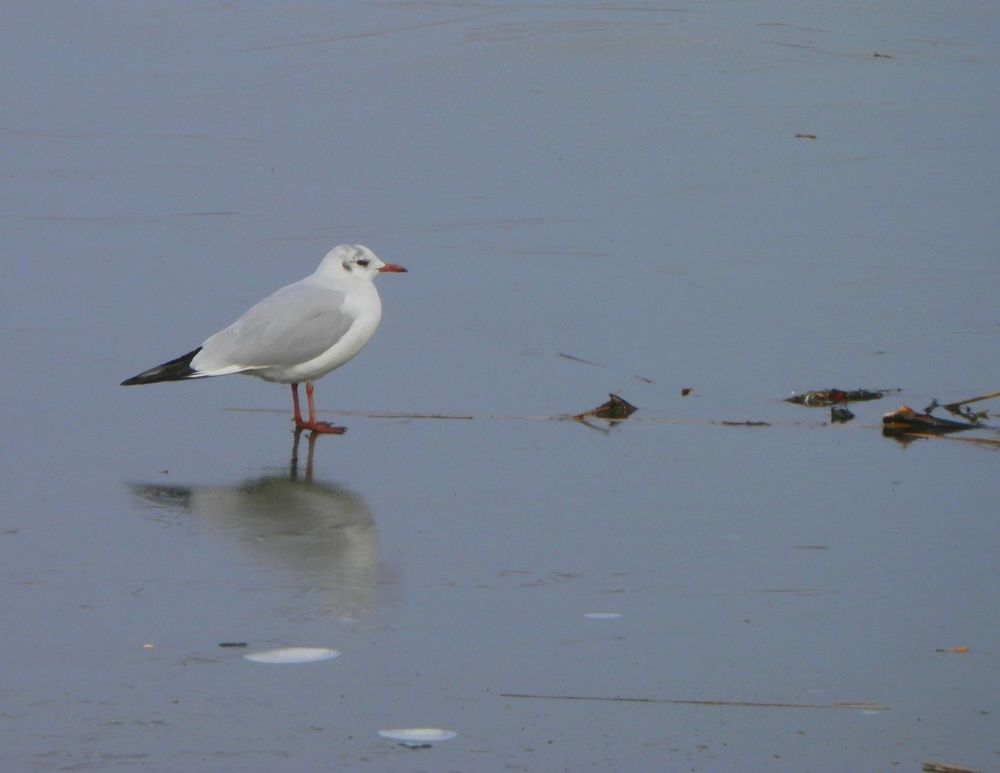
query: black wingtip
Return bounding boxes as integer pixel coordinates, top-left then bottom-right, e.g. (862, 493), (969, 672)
(121, 347), (203, 385)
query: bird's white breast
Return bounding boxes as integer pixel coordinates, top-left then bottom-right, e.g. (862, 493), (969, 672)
(254, 281), (383, 384)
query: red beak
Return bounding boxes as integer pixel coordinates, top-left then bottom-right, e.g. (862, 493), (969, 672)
(378, 263), (408, 273)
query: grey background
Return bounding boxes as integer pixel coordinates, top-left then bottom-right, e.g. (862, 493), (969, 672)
(1, 2), (997, 771)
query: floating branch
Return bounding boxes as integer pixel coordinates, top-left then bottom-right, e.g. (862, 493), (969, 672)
(883, 405), (979, 435)
(786, 388), (894, 407)
(921, 763), (983, 773)
(557, 351), (654, 384)
(575, 393), (638, 421)
(939, 389), (1000, 422)
(499, 692), (886, 711)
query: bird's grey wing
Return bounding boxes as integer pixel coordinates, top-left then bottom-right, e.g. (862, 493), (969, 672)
(192, 281), (353, 374)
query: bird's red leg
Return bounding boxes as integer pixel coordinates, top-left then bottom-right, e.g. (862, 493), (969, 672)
(306, 382), (318, 425)
(293, 381), (346, 435)
(291, 383), (304, 425)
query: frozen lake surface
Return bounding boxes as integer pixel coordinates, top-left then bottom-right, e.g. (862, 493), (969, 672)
(1, 2), (997, 770)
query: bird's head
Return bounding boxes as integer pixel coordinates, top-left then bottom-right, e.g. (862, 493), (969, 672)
(319, 244), (407, 280)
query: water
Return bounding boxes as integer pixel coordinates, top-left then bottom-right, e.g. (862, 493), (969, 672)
(1, 2), (997, 770)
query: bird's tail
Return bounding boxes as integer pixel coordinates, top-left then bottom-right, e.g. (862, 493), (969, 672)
(121, 347), (204, 385)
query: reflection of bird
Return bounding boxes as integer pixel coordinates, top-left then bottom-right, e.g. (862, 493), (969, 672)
(121, 244), (407, 434)
(129, 456), (381, 621)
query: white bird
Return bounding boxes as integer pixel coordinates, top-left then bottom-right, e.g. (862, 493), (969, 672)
(122, 244), (407, 434)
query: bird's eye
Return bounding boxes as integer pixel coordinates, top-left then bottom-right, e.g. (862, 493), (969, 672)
(357, 258), (370, 267)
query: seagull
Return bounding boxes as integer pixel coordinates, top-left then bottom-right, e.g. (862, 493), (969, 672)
(122, 244), (407, 434)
